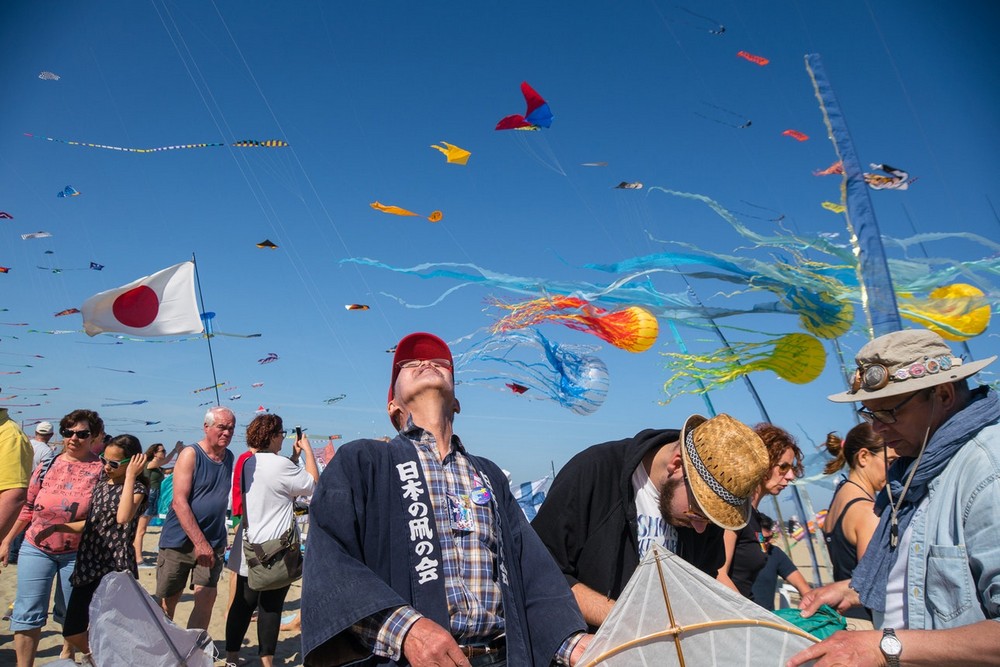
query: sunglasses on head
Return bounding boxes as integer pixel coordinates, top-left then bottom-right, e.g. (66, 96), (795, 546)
(60, 428), (91, 440)
(99, 454), (130, 469)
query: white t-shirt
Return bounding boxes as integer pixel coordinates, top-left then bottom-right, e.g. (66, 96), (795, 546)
(239, 452), (316, 577)
(632, 463), (678, 558)
(873, 497), (927, 630)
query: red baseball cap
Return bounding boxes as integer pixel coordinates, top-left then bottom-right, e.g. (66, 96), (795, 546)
(388, 332), (453, 403)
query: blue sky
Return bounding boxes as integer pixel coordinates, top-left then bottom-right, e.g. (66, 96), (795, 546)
(1, 1), (998, 516)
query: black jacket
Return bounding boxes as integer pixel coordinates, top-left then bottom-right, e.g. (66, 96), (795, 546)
(531, 428), (724, 629)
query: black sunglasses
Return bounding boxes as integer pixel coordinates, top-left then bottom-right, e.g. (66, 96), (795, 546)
(60, 428), (91, 439)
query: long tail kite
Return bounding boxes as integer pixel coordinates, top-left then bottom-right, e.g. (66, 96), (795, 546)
(24, 133), (287, 153)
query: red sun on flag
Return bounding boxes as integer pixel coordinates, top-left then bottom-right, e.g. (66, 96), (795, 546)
(112, 286), (160, 328)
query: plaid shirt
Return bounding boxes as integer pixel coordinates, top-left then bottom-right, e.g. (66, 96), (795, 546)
(355, 422), (579, 664)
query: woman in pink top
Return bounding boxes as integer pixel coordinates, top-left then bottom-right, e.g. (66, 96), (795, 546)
(0, 409), (104, 667)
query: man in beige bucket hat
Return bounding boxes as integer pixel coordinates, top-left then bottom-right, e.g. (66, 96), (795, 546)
(790, 329), (1000, 667)
(532, 413), (769, 629)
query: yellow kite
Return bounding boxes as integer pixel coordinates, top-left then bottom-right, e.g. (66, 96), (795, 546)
(430, 141), (471, 165)
(370, 202), (443, 223)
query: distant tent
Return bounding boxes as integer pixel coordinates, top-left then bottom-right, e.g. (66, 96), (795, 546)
(89, 571), (216, 665)
(578, 546), (818, 666)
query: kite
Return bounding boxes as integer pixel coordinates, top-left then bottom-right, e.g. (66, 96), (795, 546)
(57, 185), (80, 197)
(38, 71), (60, 80)
(580, 162), (608, 167)
(258, 353), (279, 364)
(386, 345), (397, 353)
(813, 161), (844, 176)
(676, 6), (726, 34)
(323, 394), (347, 404)
(21, 232), (52, 240)
(100, 399), (149, 407)
(255, 405), (268, 414)
(897, 283), (991, 341)
(231, 139), (288, 147)
(229, 394), (242, 400)
(0, 267), (9, 274)
(251, 382), (264, 388)
(491, 296), (659, 353)
(90, 367), (136, 374)
(193, 382), (224, 393)
(736, 50), (769, 66)
(495, 81), (553, 131)
(0, 212), (13, 219)
(821, 201), (846, 214)
(506, 382), (529, 394)
(370, 202), (442, 223)
(456, 329), (610, 415)
(864, 163), (913, 190)
(345, 304), (370, 311)
(613, 182), (643, 190)
(694, 102), (751, 129)
(256, 239), (278, 249)
(90, 262), (104, 271)
(662, 332), (827, 401)
(782, 129), (809, 142)
(430, 141), (471, 165)
(54, 308), (81, 317)
(25, 133), (287, 154)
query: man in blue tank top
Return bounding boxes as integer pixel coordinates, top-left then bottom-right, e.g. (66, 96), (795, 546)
(155, 406), (235, 630)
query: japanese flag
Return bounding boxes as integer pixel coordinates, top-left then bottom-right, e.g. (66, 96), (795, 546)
(82, 261), (204, 337)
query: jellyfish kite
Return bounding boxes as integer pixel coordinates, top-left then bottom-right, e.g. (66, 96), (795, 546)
(491, 296), (659, 353)
(495, 82), (553, 131)
(456, 329), (609, 415)
(662, 332), (826, 401)
(898, 283), (991, 341)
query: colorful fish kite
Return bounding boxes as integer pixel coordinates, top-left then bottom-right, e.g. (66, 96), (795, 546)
(614, 181), (643, 190)
(256, 239), (278, 249)
(491, 296), (659, 353)
(21, 232), (52, 240)
(506, 382), (529, 394)
(495, 82), (553, 131)
(345, 304), (370, 311)
(57, 186), (79, 198)
(813, 161), (844, 176)
(864, 163), (913, 190)
(430, 142), (471, 165)
(0, 212), (13, 219)
(54, 308), (81, 317)
(258, 353), (279, 364)
(782, 129), (809, 142)
(323, 394), (347, 404)
(737, 51), (769, 66)
(370, 202), (442, 223)
(821, 201), (846, 214)
(38, 71), (60, 80)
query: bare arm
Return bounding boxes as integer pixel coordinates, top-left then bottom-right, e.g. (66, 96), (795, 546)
(786, 620), (1000, 667)
(116, 454), (148, 525)
(784, 569), (812, 598)
(170, 446), (214, 567)
(0, 487), (26, 545)
(571, 581), (616, 628)
(847, 500), (879, 562)
(715, 529), (739, 593)
(295, 436), (320, 482)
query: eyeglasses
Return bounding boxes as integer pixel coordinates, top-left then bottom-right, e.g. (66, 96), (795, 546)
(857, 388), (931, 425)
(397, 358), (452, 370)
(99, 454), (130, 469)
(60, 428), (91, 439)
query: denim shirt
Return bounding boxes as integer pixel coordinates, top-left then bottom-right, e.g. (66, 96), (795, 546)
(896, 422), (1000, 629)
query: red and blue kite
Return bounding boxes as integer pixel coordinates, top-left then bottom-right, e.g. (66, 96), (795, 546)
(495, 82), (553, 131)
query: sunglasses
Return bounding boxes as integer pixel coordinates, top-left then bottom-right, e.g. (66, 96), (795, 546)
(60, 428), (91, 439)
(775, 462), (796, 474)
(397, 358), (452, 370)
(857, 388), (931, 425)
(99, 454), (130, 469)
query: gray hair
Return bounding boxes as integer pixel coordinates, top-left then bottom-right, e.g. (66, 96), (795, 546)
(203, 406), (235, 428)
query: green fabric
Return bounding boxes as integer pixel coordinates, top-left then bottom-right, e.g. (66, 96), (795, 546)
(773, 604), (848, 640)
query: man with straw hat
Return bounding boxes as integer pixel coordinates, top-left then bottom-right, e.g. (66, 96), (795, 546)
(532, 413), (770, 630)
(789, 329), (1000, 667)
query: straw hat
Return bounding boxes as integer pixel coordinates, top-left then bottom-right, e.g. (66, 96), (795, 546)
(828, 329), (996, 403)
(680, 413), (770, 531)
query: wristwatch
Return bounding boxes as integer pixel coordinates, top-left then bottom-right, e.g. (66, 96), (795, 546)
(879, 628), (902, 667)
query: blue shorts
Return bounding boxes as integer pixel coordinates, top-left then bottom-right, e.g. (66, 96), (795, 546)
(143, 487), (161, 517)
(10, 541), (75, 631)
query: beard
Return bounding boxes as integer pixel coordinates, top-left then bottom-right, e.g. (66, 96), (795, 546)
(657, 475), (684, 527)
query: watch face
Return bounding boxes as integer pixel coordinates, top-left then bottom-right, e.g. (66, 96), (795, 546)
(880, 635), (902, 655)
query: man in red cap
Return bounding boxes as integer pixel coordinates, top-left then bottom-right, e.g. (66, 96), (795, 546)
(302, 333), (589, 667)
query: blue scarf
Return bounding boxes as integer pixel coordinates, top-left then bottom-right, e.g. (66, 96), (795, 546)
(852, 387), (1000, 612)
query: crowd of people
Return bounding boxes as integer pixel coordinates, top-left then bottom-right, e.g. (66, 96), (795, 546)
(0, 326), (997, 667)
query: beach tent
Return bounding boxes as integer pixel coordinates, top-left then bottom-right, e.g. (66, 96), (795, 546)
(578, 546), (818, 666)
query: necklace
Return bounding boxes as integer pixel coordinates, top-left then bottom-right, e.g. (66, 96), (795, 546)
(844, 478), (875, 502)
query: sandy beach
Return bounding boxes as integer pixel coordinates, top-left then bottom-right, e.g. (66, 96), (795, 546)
(0, 526), (303, 666)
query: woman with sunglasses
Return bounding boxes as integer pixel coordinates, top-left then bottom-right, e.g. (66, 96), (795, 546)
(716, 423), (804, 601)
(43, 434), (148, 661)
(1, 409), (105, 667)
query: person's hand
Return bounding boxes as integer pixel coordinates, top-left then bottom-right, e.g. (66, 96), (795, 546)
(569, 633), (594, 667)
(798, 579), (858, 617)
(786, 629), (882, 667)
(401, 617), (470, 667)
(0, 540), (9, 568)
(126, 453), (146, 479)
(193, 540), (215, 568)
(174, 440), (185, 451)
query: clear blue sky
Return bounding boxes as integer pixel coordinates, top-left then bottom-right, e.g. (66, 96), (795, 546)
(2, 1), (998, 516)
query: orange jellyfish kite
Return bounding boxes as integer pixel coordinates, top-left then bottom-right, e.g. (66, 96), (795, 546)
(491, 296), (659, 353)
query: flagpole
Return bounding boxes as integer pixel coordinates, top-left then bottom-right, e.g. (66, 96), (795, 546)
(191, 253), (222, 406)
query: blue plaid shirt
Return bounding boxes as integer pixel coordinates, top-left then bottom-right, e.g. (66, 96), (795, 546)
(354, 421), (580, 664)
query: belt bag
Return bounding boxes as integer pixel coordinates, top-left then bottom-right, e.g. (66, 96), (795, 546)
(243, 519), (302, 591)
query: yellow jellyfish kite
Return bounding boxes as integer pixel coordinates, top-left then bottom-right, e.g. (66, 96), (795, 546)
(430, 141), (471, 165)
(370, 202), (442, 223)
(898, 283), (991, 341)
(662, 332), (826, 401)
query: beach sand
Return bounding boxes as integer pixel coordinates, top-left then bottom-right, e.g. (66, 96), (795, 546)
(0, 526), (303, 665)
